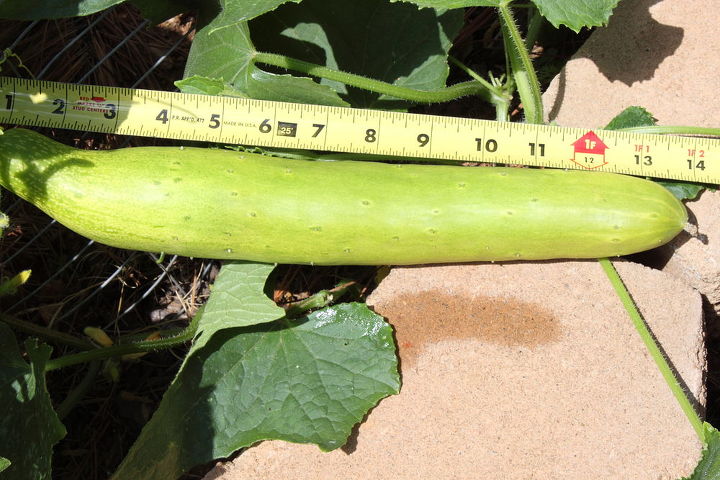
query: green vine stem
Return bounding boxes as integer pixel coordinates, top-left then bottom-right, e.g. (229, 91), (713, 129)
(56, 361), (101, 419)
(615, 125), (720, 137)
(284, 281), (355, 318)
(599, 258), (704, 441)
(253, 52), (495, 104)
(497, 0), (544, 124)
(448, 56), (512, 121)
(524, 5), (544, 51)
(0, 313), (92, 350)
(44, 310), (203, 372)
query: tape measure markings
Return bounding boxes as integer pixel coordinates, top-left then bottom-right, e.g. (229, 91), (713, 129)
(0, 76), (718, 184)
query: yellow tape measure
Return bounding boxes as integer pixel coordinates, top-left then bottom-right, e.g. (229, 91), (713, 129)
(0, 76), (718, 184)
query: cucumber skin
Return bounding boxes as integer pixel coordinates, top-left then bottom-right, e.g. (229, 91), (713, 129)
(0, 128), (686, 265)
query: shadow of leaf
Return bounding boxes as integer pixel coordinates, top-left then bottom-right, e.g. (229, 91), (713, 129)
(1, 155), (93, 206)
(577, 0), (684, 86)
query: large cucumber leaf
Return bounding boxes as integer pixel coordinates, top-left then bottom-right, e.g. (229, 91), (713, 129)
(192, 261), (285, 350)
(250, 0), (462, 108)
(134, 0), (302, 29)
(681, 423), (720, 480)
(0, 0), (299, 25)
(0, 323), (66, 480)
(0, 0), (124, 19)
(525, 0), (620, 31)
(205, 0), (302, 32)
(396, 0), (621, 32)
(182, 0), (461, 108)
(112, 303), (399, 480)
(181, 19), (349, 106)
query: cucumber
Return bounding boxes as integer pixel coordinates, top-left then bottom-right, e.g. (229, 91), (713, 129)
(0, 128), (686, 265)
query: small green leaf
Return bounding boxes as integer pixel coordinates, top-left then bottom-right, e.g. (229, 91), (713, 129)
(0, 0), (125, 19)
(0, 270), (31, 297)
(604, 106), (707, 201)
(655, 181), (706, 202)
(174, 75), (233, 96)
(192, 261), (285, 350)
(604, 106), (656, 130)
(0, 457), (10, 472)
(112, 303), (399, 480)
(0, 323), (66, 480)
(681, 422), (720, 480)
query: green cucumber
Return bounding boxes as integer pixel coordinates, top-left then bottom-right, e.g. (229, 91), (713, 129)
(0, 128), (686, 265)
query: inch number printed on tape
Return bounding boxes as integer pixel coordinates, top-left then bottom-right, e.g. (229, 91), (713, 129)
(0, 76), (718, 184)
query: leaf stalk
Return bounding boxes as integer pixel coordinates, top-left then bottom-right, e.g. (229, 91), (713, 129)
(599, 258), (704, 441)
(253, 51), (496, 104)
(43, 312), (202, 372)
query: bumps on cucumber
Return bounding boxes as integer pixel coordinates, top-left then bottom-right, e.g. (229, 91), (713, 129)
(0, 128), (687, 265)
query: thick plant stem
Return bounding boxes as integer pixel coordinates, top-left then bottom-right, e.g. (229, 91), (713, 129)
(253, 51), (494, 104)
(44, 311), (203, 372)
(497, 0), (543, 124)
(599, 258), (704, 441)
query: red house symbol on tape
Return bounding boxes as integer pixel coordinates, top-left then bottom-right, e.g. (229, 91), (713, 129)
(571, 131), (608, 169)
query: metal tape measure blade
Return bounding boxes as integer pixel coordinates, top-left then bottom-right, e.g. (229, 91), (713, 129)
(0, 76), (718, 184)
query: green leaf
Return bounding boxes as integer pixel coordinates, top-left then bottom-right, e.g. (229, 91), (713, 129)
(604, 106), (656, 130)
(0, 0), (124, 19)
(182, 20), (349, 106)
(529, 0), (620, 31)
(0, 323), (66, 480)
(192, 261), (285, 350)
(393, 0), (498, 8)
(0, 186), (7, 235)
(131, 0), (219, 26)
(0, 270), (32, 297)
(134, 0), (297, 30)
(251, 0), (463, 108)
(112, 303), (399, 480)
(0, 457), (10, 473)
(395, 0), (620, 32)
(655, 181), (706, 202)
(174, 75), (234, 96)
(208, 0), (302, 33)
(604, 106), (706, 201)
(681, 422), (720, 479)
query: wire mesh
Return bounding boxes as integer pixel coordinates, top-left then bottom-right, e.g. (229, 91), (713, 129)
(0, 8), (223, 476)
(0, 4), (210, 346)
